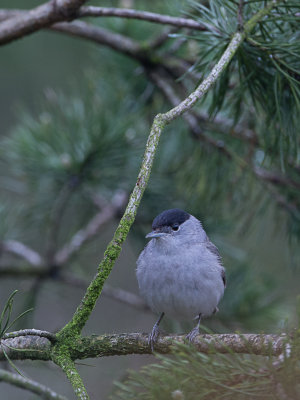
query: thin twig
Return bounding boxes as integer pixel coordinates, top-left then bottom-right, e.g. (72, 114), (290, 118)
(264, 184), (299, 216)
(52, 356), (88, 400)
(54, 191), (127, 265)
(78, 6), (207, 31)
(0, 261), (150, 311)
(0, 240), (44, 267)
(148, 27), (177, 49)
(46, 179), (79, 263)
(52, 20), (142, 58)
(0, 369), (67, 400)
(59, 275), (150, 312)
(238, 0), (244, 30)
(150, 71), (232, 157)
(0, 265), (47, 277)
(254, 166), (300, 191)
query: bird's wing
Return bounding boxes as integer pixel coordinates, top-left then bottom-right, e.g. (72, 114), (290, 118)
(205, 239), (226, 287)
(221, 267), (226, 287)
(205, 238), (221, 260)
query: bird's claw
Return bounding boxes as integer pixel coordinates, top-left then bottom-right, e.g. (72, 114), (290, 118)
(148, 325), (160, 352)
(185, 326), (200, 343)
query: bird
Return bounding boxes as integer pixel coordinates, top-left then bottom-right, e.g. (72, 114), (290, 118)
(136, 208), (226, 351)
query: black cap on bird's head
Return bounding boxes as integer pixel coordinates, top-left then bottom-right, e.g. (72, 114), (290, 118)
(146, 209), (190, 239)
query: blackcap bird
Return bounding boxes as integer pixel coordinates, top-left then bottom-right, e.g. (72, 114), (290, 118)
(136, 208), (226, 350)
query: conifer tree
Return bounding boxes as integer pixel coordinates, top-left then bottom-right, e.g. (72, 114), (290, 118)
(0, 1), (299, 399)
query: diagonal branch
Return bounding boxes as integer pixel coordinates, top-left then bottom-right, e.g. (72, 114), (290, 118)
(150, 71), (233, 156)
(59, 275), (150, 312)
(53, 356), (88, 400)
(0, 262), (149, 313)
(54, 191), (127, 266)
(0, 369), (67, 400)
(0, 240), (44, 267)
(52, 20), (142, 58)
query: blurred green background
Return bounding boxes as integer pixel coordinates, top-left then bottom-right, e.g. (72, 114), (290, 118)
(0, 0), (299, 399)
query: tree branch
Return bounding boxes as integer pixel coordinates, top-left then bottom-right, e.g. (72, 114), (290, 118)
(0, 262), (150, 313)
(0, 369), (67, 400)
(0, 336), (51, 361)
(53, 356), (88, 400)
(78, 6), (206, 31)
(0, 5), (206, 35)
(0, 0), (87, 46)
(0, 265), (47, 278)
(150, 71), (233, 157)
(3, 329), (57, 342)
(70, 332), (289, 358)
(0, 240), (44, 267)
(237, 0), (244, 30)
(52, 20), (142, 58)
(253, 166), (300, 192)
(54, 191), (127, 266)
(0, 333), (288, 361)
(59, 275), (150, 312)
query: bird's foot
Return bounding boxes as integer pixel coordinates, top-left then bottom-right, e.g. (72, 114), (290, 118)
(186, 326), (200, 343)
(148, 325), (160, 352)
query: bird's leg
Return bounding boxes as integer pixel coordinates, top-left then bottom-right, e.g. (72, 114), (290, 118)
(148, 312), (165, 352)
(186, 314), (202, 342)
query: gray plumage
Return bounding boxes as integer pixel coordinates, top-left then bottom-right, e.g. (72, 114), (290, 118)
(136, 209), (226, 348)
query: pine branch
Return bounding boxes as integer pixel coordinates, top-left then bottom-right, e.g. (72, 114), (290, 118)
(0, 0), (88, 46)
(54, 191), (127, 265)
(3, 329), (57, 342)
(53, 356), (88, 400)
(0, 369), (67, 400)
(0, 332), (288, 361)
(149, 71), (233, 156)
(150, 70), (298, 184)
(0, 240), (44, 267)
(0, 262), (150, 312)
(78, 6), (206, 31)
(0, 265), (47, 278)
(0, 5), (206, 35)
(59, 276), (150, 313)
(52, 20), (142, 58)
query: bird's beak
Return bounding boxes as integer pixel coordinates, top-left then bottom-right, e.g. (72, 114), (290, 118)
(145, 231), (167, 239)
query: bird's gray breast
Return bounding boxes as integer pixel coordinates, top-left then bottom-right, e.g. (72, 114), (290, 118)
(136, 239), (224, 320)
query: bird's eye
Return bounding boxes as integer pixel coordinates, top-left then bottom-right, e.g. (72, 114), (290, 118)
(172, 224), (179, 231)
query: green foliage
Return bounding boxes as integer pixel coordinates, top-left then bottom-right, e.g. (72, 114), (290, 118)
(0, 290), (32, 376)
(0, 290), (32, 338)
(185, 0), (300, 162)
(112, 338), (300, 400)
(0, 64), (149, 241)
